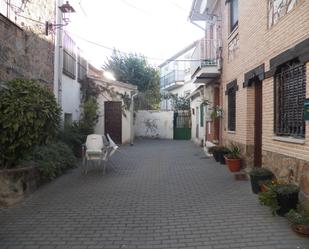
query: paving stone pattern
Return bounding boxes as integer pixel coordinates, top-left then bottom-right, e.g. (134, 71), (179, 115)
(0, 139), (308, 249)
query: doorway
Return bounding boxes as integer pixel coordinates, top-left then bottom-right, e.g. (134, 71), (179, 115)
(254, 80), (262, 167)
(104, 101), (122, 144)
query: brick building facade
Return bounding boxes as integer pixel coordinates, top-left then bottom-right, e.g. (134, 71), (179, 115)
(190, 0), (309, 198)
(219, 0), (309, 197)
(0, 0), (54, 86)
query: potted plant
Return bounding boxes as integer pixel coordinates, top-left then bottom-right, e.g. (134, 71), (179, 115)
(224, 144), (241, 172)
(272, 183), (299, 216)
(208, 146), (220, 162)
(258, 182), (299, 216)
(216, 146), (230, 164)
(286, 203), (309, 236)
(249, 168), (274, 194)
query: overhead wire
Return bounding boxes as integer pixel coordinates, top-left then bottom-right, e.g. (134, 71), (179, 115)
(2, 1), (203, 64)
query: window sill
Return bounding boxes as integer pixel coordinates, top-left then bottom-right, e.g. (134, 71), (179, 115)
(272, 136), (305, 145)
(227, 130), (236, 134)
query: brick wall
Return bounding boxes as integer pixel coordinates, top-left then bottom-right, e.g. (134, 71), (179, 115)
(220, 0), (309, 148)
(0, 0), (54, 85)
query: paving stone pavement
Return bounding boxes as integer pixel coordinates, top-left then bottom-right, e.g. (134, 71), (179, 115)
(0, 139), (308, 249)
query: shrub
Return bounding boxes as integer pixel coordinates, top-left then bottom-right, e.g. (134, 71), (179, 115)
(0, 79), (61, 168)
(286, 202), (309, 225)
(258, 188), (279, 215)
(225, 144), (241, 159)
(58, 122), (84, 156)
(249, 167), (273, 177)
(25, 142), (76, 181)
(273, 184), (299, 196)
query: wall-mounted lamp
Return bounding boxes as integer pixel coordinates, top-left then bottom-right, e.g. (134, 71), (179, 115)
(45, 1), (75, 35)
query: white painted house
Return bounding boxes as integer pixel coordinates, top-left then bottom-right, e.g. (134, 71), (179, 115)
(53, 0), (86, 124)
(91, 77), (138, 144)
(159, 42), (198, 110)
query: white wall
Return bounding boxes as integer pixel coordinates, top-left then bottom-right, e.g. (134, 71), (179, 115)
(191, 95), (205, 145)
(61, 74), (81, 121)
(134, 111), (174, 139)
(94, 80), (136, 144)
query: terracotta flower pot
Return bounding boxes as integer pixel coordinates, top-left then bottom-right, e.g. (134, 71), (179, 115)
(291, 224), (309, 237)
(225, 157), (241, 172)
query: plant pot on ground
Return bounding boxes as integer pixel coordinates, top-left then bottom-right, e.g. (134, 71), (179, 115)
(216, 147), (230, 164)
(286, 202), (309, 237)
(273, 184), (299, 216)
(208, 146), (220, 162)
(224, 144), (241, 172)
(259, 182), (299, 216)
(249, 168), (274, 194)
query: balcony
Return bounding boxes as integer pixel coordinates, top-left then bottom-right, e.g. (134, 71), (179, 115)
(160, 70), (185, 91)
(190, 39), (221, 84)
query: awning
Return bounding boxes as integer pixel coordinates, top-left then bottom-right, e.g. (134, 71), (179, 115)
(243, 64), (265, 87)
(193, 73), (220, 85)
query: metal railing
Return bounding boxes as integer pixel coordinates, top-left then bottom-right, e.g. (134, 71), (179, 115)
(190, 38), (219, 76)
(160, 70), (185, 89)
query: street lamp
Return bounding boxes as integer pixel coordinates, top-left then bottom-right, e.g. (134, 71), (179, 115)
(45, 1), (75, 35)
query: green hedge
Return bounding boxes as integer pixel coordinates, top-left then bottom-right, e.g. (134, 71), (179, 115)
(0, 79), (61, 168)
(26, 142), (76, 181)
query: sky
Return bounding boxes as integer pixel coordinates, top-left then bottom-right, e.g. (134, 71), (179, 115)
(67, 0), (204, 68)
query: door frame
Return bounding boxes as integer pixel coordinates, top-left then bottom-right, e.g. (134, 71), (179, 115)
(254, 79), (263, 167)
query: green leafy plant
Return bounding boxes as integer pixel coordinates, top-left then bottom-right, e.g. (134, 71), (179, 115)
(258, 188), (280, 215)
(249, 167), (274, 177)
(24, 142), (76, 181)
(286, 202), (309, 225)
(272, 184), (299, 196)
(208, 146), (219, 154)
(0, 79), (61, 168)
(225, 144), (241, 159)
(210, 105), (223, 120)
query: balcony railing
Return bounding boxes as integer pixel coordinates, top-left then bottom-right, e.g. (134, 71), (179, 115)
(160, 70), (185, 89)
(190, 39), (219, 76)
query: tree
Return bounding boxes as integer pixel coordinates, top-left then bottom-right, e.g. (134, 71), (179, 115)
(103, 50), (160, 109)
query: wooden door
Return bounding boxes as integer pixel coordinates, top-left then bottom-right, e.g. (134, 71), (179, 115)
(104, 101), (122, 144)
(254, 80), (262, 167)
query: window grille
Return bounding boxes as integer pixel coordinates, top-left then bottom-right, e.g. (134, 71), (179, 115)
(228, 88), (236, 131)
(63, 32), (76, 79)
(274, 62), (306, 138)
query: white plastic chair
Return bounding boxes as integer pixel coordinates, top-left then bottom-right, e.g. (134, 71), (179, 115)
(107, 134), (119, 158)
(83, 134), (108, 174)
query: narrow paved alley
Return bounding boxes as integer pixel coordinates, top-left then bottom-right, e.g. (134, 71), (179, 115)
(0, 140), (308, 249)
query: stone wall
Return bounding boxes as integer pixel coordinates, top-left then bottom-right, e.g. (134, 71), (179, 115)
(263, 150), (309, 200)
(0, 166), (40, 207)
(0, 0), (54, 85)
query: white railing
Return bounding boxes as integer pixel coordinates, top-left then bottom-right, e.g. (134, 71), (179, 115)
(190, 38), (219, 76)
(160, 70), (185, 89)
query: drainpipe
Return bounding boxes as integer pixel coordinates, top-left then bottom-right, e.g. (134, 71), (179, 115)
(53, 0), (63, 106)
(130, 91), (138, 145)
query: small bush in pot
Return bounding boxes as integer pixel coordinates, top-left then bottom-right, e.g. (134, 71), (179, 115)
(208, 146), (220, 162)
(216, 146), (230, 164)
(272, 183), (299, 216)
(258, 182), (299, 216)
(224, 144), (241, 172)
(286, 202), (309, 236)
(249, 168), (274, 194)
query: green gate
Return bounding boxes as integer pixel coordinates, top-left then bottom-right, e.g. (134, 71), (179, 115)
(173, 111), (191, 140)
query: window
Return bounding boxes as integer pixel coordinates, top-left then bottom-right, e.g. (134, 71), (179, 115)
(268, 0), (302, 28)
(78, 49), (87, 82)
(64, 113), (73, 126)
(230, 0), (238, 32)
(200, 104), (204, 127)
(63, 32), (76, 79)
(274, 60), (306, 138)
(227, 88), (236, 131)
